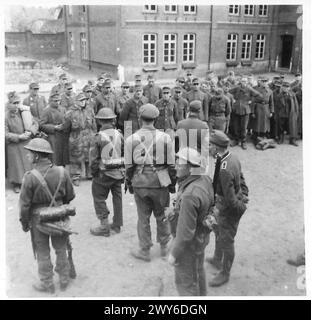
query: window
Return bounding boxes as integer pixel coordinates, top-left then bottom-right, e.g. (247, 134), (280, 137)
(258, 5), (268, 17)
(80, 33), (87, 60)
(226, 34), (238, 61)
(184, 6), (196, 14)
(163, 34), (177, 64)
(183, 34), (195, 63)
(68, 5), (73, 16)
(229, 5), (239, 15)
(244, 5), (254, 16)
(143, 5), (157, 13)
(255, 34), (265, 60)
(164, 5), (178, 13)
(69, 32), (74, 52)
(143, 34), (157, 65)
(81, 5), (86, 13)
(241, 34), (252, 60)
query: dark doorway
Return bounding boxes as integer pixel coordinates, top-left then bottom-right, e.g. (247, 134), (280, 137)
(280, 35), (293, 68)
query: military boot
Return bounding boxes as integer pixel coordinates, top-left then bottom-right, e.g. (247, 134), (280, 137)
(160, 245), (168, 258)
(109, 223), (121, 234)
(289, 138), (298, 147)
(241, 141), (247, 150)
(131, 248), (151, 262)
(90, 218), (110, 237)
(32, 281), (55, 294)
(206, 257), (222, 270)
(208, 271), (230, 287)
(287, 253), (305, 267)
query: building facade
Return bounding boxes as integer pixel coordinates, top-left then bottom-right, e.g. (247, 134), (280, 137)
(64, 4), (302, 80)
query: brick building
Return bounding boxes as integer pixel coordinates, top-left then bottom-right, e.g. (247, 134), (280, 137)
(64, 4), (302, 80)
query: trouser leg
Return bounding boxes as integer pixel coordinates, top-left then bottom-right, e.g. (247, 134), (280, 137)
(111, 179), (123, 227)
(92, 177), (111, 220)
(51, 234), (70, 284)
(240, 114), (250, 143)
(32, 226), (54, 286)
(233, 114), (241, 142)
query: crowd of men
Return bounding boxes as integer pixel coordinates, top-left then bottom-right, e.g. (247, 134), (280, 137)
(5, 68), (303, 296)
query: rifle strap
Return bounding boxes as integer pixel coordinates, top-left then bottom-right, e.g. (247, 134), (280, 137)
(31, 167), (65, 208)
(212, 154), (222, 195)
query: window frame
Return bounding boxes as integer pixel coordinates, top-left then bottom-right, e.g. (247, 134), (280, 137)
(69, 32), (74, 53)
(183, 5), (197, 15)
(241, 34), (253, 61)
(163, 33), (177, 65)
(255, 34), (266, 60)
(182, 33), (196, 63)
(142, 33), (157, 65)
(226, 33), (238, 61)
(228, 5), (240, 16)
(258, 5), (268, 17)
(164, 5), (178, 14)
(244, 5), (255, 16)
(68, 5), (73, 16)
(143, 5), (158, 13)
(80, 32), (87, 60)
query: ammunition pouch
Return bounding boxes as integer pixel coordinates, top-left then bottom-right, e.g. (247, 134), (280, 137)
(35, 204), (76, 222)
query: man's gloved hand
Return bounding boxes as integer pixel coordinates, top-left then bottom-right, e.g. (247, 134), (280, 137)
(21, 221), (30, 233)
(168, 185), (176, 194)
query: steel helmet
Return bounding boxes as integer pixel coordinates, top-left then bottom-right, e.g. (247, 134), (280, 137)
(95, 107), (117, 119)
(176, 147), (201, 167)
(24, 138), (54, 154)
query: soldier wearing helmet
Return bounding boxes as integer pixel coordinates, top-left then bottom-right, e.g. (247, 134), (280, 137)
(167, 147), (214, 296)
(89, 108), (125, 236)
(63, 92), (97, 186)
(19, 138), (75, 294)
(206, 130), (249, 287)
(125, 103), (177, 262)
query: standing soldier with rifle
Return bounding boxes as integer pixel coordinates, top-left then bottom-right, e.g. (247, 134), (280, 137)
(19, 138), (76, 294)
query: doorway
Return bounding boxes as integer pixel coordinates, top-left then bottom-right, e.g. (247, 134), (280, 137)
(280, 35), (293, 68)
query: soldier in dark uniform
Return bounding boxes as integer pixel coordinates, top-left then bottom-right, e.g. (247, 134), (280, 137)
(206, 130), (249, 287)
(23, 82), (47, 122)
(129, 74), (143, 94)
(50, 73), (68, 97)
(83, 84), (96, 114)
(19, 138), (75, 293)
(171, 86), (189, 122)
(143, 74), (162, 104)
(223, 82), (235, 135)
(208, 88), (231, 132)
(173, 77), (187, 99)
(186, 78), (209, 123)
(168, 147), (214, 296)
(89, 108), (124, 236)
(125, 103), (176, 262)
(118, 85), (148, 134)
(92, 74), (105, 98)
(60, 82), (76, 111)
(94, 79), (117, 115)
(154, 87), (179, 133)
(291, 73), (302, 139)
(184, 70), (193, 92)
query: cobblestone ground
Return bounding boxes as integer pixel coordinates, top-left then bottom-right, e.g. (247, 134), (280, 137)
(5, 141), (305, 297)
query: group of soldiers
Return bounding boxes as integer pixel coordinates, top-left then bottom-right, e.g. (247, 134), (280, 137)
(6, 68), (302, 296)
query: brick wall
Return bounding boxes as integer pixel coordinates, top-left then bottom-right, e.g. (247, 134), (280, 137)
(5, 31), (66, 59)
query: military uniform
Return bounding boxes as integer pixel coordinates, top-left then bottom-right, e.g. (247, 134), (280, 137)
(186, 89), (209, 122)
(19, 155), (75, 291)
(208, 131), (249, 286)
(208, 92), (231, 132)
(125, 104), (176, 260)
(171, 88), (189, 121)
(23, 94), (47, 121)
(154, 97), (179, 131)
(90, 116), (124, 236)
(143, 84), (162, 104)
(94, 92), (117, 115)
(171, 173), (214, 296)
(64, 94), (97, 182)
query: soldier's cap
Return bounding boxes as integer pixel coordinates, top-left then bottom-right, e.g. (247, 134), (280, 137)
(189, 100), (202, 113)
(12, 94), (21, 103)
(134, 74), (142, 80)
(134, 85), (143, 92)
(82, 84), (92, 92)
(121, 81), (130, 87)
(103, 72), (112, 79)
(176, 147), (201, 167)
(65, 82), (73, 89)
(7, 91), (16, 99)
(24, 138), (54, 154)
(279, 74), (285, 79)
(76, 92), (87, 101)
(295, 73), (301, 77)
(147, 74), (155, 80)
(139, 103), (159, 120)
(29, 82), (39, 89)
(176, 76), (185, 82)
(103, 79), (112, 87)
(96, 107), (117, 120)
(192, 78), (200, 84)
(174, 86), (182, 92)
(162, 86), (171, 93)
(50, 92), (61, 100)
(257, 76), (268, 82)
(216, 88), (224, 95)
(282, 81), (291, 87)
(274, 81), (283, 87)
(59, 73), (67, 80)
(97, 74), (104, 80)
(210, 130), (230, 148)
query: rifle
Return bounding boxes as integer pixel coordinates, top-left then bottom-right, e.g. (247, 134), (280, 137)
(67, 237), (77, 279)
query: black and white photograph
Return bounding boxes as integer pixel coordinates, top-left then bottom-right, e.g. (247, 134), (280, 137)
(2, 1), (308, 300)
